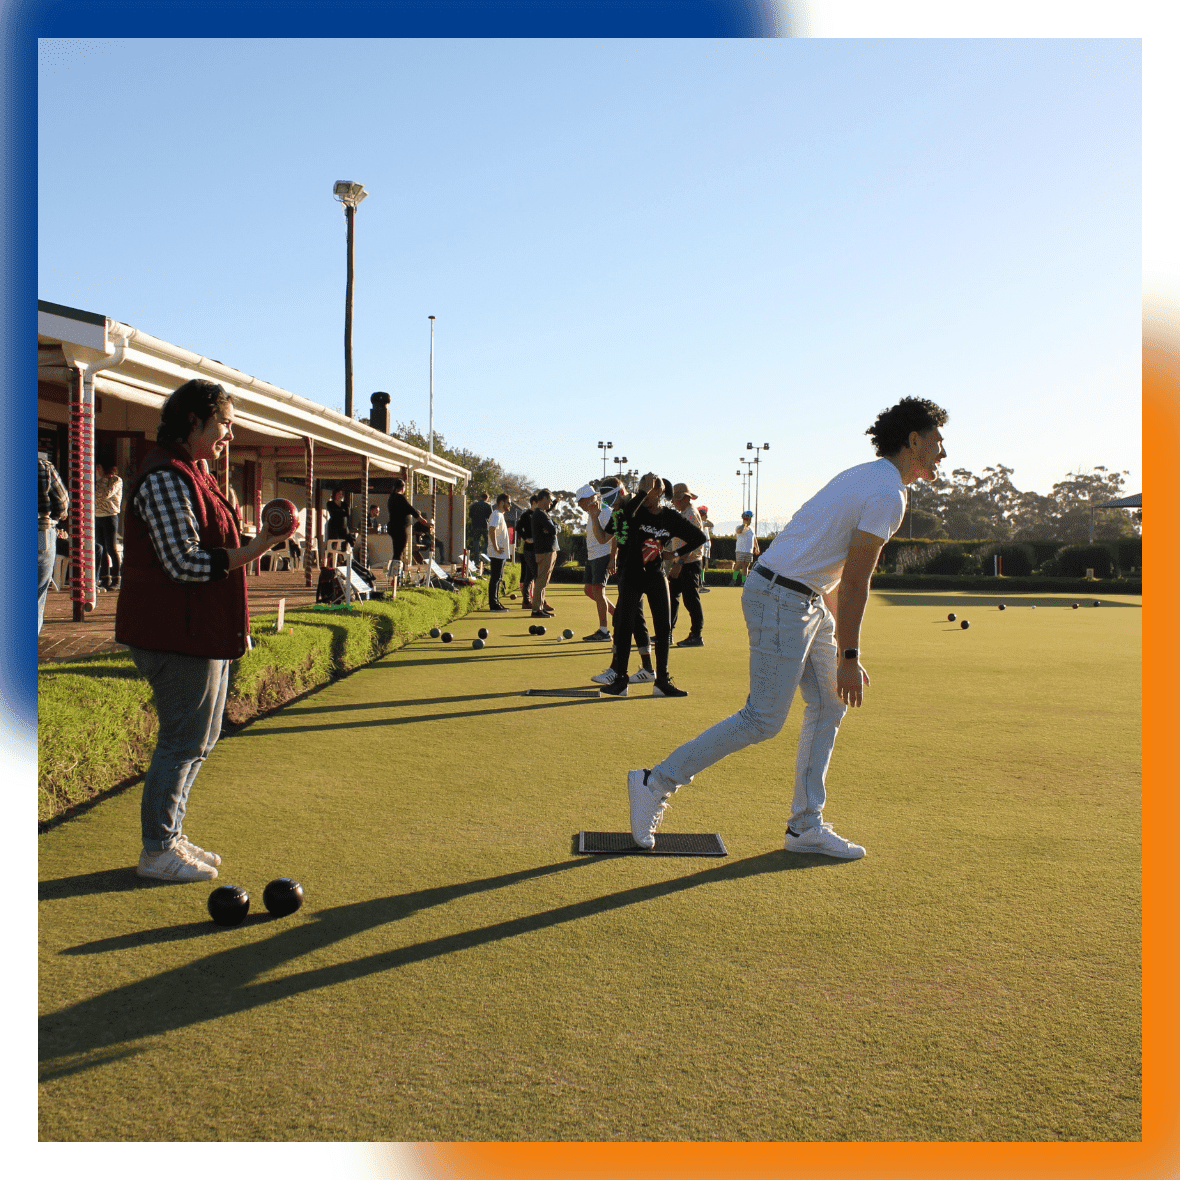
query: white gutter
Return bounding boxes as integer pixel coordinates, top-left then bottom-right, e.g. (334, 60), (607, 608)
(101, 319), (470, 484)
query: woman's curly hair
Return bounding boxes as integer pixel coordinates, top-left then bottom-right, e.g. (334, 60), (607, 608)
(865, 397), (948, 457)
(157, 379), (233, 445)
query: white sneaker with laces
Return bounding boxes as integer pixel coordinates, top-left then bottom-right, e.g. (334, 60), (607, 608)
(627, 769), (674, 849)
(176, 834), (222, 867)
(783, 823), (866, 859)
(591, 667), (617, 685)
(136, 844), (219, 882)
(629, 668), (656, 683)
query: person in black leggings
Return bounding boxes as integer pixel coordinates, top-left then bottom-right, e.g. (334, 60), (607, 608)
(600, 472), (706, 699)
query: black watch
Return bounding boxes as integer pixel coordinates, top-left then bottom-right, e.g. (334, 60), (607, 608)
(842, 648), (859, 660)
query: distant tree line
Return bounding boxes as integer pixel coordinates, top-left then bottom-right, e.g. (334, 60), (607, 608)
(902, 465), (1140, 544)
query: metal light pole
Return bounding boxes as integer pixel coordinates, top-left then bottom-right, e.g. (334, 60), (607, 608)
(332, 181), (368, 419)
(428, 315), (436, 560)
(612, 455), (629, 481)
(747, 443), (769, 536)
(739, 459), (755, 515)
(597, 440), (613, 479)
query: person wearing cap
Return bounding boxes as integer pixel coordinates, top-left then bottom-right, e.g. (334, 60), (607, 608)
(624, 396), (948, 858)
(668, 482), (706, 647)
(733, 510), (759, 584)
(576, 481), (615, 641)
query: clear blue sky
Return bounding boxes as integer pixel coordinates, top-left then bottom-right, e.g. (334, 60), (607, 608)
(38, 37), (1141, 528)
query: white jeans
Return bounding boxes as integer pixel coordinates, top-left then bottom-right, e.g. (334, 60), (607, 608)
(650, 574), (847, 832)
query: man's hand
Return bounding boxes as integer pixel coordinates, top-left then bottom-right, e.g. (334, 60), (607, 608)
(638, 472), (658, 493)
(836, 660), (871, 708)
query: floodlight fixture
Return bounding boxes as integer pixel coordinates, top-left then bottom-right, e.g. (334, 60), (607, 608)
(333, 180), (368, 207)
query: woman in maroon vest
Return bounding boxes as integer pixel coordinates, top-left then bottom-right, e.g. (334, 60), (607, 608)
(116, 380), (297, 883)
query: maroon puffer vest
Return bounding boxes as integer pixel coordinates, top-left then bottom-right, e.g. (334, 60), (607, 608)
(115, 442), (250, 659)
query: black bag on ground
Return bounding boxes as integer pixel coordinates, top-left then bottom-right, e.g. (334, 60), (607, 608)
(316, 568), (346, 604)
(350, 558), (376, 588)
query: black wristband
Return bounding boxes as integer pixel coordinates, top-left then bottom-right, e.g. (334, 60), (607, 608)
(842, 648), (859, 660)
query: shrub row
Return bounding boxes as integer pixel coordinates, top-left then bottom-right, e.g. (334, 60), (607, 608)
(882, 537), (1141, 578)
(37, 566), (518, 826)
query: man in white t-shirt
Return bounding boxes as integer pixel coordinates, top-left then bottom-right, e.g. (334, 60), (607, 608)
(577, 482), (616, 641)
(626, 397), (948, 857)
(485, 493), (512, 611)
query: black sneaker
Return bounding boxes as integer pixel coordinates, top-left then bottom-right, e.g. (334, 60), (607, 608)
(583, 629), (611, 642)
(490, 604), (509, 612)
(598, 673), (629, 698)
(676, 635), (704, 647)
(652, 679), (688, 698)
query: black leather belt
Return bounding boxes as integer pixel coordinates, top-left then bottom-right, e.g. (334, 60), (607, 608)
(753, 565), (820, 601)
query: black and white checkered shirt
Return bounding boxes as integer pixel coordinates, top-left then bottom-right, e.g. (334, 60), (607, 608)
(133, 471), (230, 583)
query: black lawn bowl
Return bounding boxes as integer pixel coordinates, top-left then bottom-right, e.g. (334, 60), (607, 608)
(535, 625), (547, 636)
(477, 627), (489, 639)
(998, 603), (1006, 611)
(947, 613), (956, 621)
(429, 627), (441, 639)
(441, 632), (454, 643)
(208, 885), (250, 927)
(528, 625), (539, 635)
(1072, 603), (1079, 609)
(960, 620), (970, 630)
(262, 877), (304, 918)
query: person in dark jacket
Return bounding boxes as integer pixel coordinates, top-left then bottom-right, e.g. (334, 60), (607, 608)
(530, 488), (559, 617)
(516, 494), (537, 608)
(386, 477), (424, 594)
(599, 472), (706, 699)
(116, 379), (297, 883)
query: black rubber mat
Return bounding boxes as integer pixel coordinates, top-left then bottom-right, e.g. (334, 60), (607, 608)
(576, 831), (728, 856)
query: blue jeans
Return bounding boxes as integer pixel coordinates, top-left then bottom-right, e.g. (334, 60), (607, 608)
(130, 646), (231, 851)
(38, 525), (56, 634)
(650, 575), (847, 832)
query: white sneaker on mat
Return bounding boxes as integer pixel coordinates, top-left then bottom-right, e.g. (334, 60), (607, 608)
(627, 769), (673, 849)
(783, 823), (866, 859)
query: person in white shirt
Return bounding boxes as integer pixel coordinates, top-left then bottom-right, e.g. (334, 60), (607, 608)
(625, 397), (948, 857)
(576, 482), (616, 641)
(733, 512), (759, 584)
(485, 493), (512, 611)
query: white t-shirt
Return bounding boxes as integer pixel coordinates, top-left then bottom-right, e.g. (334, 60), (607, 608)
(758, 458), (907, 595)
(735, 526), (756, 556)
(585, 503), (614, 561)
(487, 509), (511, 559)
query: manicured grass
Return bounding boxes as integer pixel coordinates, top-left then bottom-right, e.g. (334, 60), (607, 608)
(38, 586), (1141, 1141)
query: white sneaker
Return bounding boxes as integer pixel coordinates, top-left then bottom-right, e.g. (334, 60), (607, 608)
(783, 823), (866, 860)
(629, 668), (656, 683)
(136, 844), (218, 882)
(591, 668), (617, 685)
(177, 834), (222, 867)
(627, 769), (674, 849)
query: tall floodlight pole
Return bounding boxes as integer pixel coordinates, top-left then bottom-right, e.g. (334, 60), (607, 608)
(739, 458), (755, 515)
(597, 440), (613, 479)
(332, 181), (368, 419)
(747, 442), (769, 536)
(428, 315), (437, 560)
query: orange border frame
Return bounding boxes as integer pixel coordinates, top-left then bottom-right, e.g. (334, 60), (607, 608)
(410, 337), (1176, 1180)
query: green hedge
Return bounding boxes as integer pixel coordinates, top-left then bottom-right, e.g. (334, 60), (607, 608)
(37, 565), (518, 826)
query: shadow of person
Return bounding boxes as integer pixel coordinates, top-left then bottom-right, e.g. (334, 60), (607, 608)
(41, 850), (814, 1077)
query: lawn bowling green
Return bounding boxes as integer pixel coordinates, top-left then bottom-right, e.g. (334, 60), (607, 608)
(39, 586), (1141, 1142)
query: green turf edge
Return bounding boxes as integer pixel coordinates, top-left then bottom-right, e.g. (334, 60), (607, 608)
(37, 566), (519, 825)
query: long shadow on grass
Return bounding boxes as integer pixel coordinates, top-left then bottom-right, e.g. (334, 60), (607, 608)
(237, 694), (607, 736)
(40, 850), (821, 1076)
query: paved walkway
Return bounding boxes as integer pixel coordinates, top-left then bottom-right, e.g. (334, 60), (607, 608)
(40, 569), (331, 663)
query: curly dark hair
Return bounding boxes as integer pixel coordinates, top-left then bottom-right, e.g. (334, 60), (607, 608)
(157, 379), (233, 445)
(865, 397), (948, 457)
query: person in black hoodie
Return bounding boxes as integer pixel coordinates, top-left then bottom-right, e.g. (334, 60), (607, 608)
(600, 472), (706, 698)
